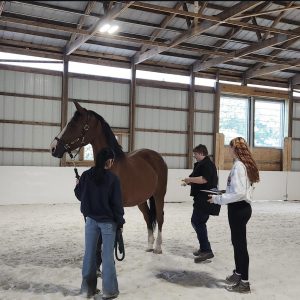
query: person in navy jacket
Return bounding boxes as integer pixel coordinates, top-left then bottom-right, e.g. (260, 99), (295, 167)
(75, 147), (125, 299)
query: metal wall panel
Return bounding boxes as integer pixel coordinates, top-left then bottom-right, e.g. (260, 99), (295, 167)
(135, 86), (188, 168)
(136, 86), (188, 109)
(135, 132), (186, 154)
(67, 102), (129, 129)
(194, 112), (214, 132)
(0, 68), (62, 166)
(0, 151), (60, 166)
(0, 96), (61, 122)
(0, 123), (60, 148)
(293, 120), (300, 138)
(0, 70), (61, 97)
(195, 92), (214, 110)
(136, 108), (187, 131)
(291, 102), (300, 171)
(69, 78), (129, 104)
(193, 135), (214, 156)
(164, 156), (186, 169)
(293, 102), (300, 118)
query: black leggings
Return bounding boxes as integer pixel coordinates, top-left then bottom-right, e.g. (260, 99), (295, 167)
(228, 201), (252, 281)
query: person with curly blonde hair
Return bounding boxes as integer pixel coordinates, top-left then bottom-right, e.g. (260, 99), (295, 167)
(208, 137), (259, 293)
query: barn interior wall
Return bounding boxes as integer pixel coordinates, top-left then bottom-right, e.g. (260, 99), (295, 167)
(0, 65), (299, 171)
(0, 167), (298, 205)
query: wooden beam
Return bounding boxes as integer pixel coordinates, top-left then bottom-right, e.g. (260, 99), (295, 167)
(220, 83), (289, 99)
(193, 33), (298, 72)
(133, 1), (263, 64)
(60, 55), (69, 166)
(0, 1), (5, 16)
(246, 59), (300, 78)
(139, 2), (182, 53)
(231, 4), (300, 20)
(129, 61), (136, 152)
(187, 71), (195, 169)
(65, 2), (133, 55)
(292, 74), (300, 86)
(69, 1), (97, 44)
(0, 119), (60, 126)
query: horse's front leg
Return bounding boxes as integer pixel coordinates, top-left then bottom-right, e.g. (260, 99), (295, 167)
(153, 230), (162, 254)
(146, 228), (155, 252)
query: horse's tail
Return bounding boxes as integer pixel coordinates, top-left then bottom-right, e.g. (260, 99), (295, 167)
(149, 196), (157, 232)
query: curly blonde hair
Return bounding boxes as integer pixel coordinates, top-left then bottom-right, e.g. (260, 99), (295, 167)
(230, 137), (260, 184)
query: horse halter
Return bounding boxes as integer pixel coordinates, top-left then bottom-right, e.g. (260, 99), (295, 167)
(55, 112), (90, 159)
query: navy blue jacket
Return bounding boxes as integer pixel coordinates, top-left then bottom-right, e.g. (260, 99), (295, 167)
(74, 168), (125, 227)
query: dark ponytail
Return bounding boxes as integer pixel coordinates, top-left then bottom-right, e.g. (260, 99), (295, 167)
(94, 147), (115, 185)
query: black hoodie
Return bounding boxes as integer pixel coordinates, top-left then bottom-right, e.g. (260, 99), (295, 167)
(74, 168), (125, 227)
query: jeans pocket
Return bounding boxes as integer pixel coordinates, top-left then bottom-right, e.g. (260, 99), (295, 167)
(101, 223), (114, 235)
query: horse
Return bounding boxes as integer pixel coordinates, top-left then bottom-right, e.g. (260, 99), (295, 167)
(50, 101), (168, 254)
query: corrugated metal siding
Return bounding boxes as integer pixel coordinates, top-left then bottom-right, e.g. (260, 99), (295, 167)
(0, 70), (62, 96)
(193, 135), (214, 156)
(0, 69), (61, 166)
(0, 96), (60, 123)
(135, 86), (188, 168)
(135, 131), (186, 155)
(136, 86), (188, 108)
(69, 78), (129, 103)
(136, 107), (187, 131)
(68, 102), (129, 129)
(193, 92), (214, 156)
(68, 78), (130, 128)
(292, 102), (300, 171)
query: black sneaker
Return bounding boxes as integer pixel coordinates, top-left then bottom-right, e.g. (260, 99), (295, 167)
(193, 249), (202, 256)
(194, 251), (214, 263)
(225, 281), (251, 293)
(226, 271), (241, 285)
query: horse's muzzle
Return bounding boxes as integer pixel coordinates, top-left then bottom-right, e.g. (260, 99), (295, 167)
(51, 142), (65, 158)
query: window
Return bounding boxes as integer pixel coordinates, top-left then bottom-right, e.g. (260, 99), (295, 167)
(219, 96), (249, 145)
(219, 95), (286, 148)
(83, 134), (122, 161)
(254, 100), (285, 148)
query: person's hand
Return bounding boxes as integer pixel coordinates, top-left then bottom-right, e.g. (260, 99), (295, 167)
(183, 178), (191, 185)
(207, 195), (214, 203)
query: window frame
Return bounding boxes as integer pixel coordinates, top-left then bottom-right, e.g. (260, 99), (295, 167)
(219, 94), (286, 149)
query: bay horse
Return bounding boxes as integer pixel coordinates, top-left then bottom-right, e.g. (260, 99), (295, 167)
(50, 101), (168, 254)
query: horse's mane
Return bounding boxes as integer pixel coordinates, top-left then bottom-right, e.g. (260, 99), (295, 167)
(88, 110), (125, 159)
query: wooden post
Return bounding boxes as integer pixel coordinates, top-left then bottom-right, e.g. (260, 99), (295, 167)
(282, 137), (292, 171)
(215, 133), (225, 170)
(187, 70), (195, 168)
(213, 72), (220, 164)
(129, 61), (136, 152)
(288, 79), (294, 138)
(60, 55), (69, 166)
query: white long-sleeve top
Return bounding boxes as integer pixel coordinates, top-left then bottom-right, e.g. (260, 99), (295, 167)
(212, 159), (253, 205)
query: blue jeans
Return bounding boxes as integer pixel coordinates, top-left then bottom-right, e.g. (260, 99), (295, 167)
(191, 208), (212, 252)
(81, 217), (119, 296)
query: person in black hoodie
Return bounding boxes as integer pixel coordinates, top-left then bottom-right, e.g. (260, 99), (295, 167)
(74, 147), (125, 299)
(183, 144), (219, 263)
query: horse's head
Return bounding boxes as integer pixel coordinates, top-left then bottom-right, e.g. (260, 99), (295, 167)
(50, 101), (97, 158)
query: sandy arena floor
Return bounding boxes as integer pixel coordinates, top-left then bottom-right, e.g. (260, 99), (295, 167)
(0, 200), (300, 300)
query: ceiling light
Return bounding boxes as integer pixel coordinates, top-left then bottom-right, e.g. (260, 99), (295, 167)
(107, 25), (119, 34)
(99, 24), (111, 33)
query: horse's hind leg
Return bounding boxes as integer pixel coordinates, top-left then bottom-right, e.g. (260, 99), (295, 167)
(153, 194), (164, 254)
(138, 202), (155, 252)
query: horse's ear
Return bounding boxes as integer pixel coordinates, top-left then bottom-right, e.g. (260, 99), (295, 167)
(73, 101), (85, 113)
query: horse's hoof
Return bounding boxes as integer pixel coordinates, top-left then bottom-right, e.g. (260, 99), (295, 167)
(153, 249), (162, 254)
(145, 248), (154, 252)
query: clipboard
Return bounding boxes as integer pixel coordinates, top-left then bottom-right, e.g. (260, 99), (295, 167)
(199, 189), (225, 195)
